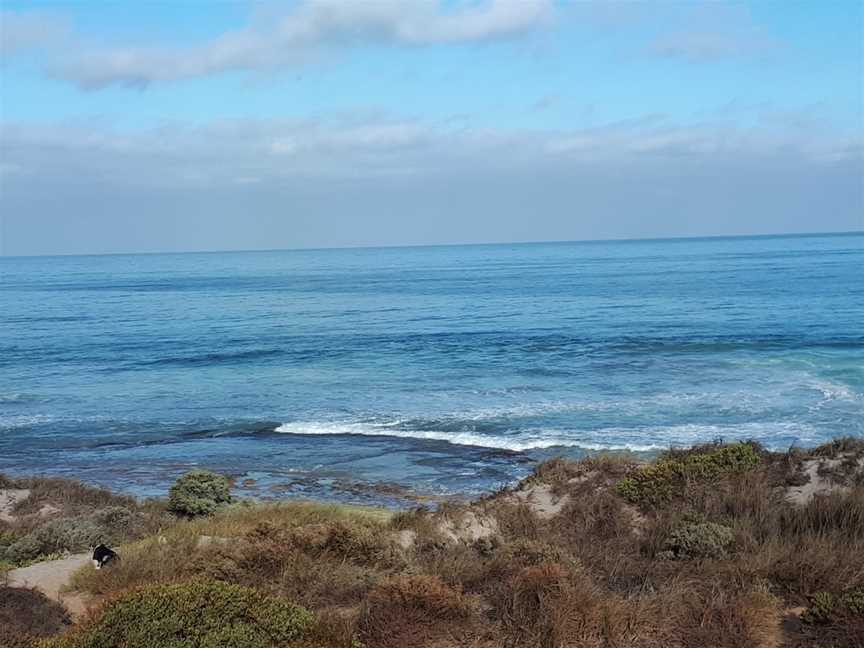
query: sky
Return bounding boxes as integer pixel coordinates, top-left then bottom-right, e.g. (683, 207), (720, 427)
(0, 0), (862, 256)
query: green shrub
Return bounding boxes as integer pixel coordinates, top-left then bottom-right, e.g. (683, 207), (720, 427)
(0, 506), (147, 564)
(803, 591), (837, 624)
(803, 589), (864, 624)
(842, 589), (864, 615)
(662, 521), (735, 559)
(3, 517), (103, 564)
(168, 470), (232, 517)
(40, 580), (314, 648)
(615, 443), (762, 506)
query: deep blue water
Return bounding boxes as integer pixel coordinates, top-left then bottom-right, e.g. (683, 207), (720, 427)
(1, 233), (862, 503)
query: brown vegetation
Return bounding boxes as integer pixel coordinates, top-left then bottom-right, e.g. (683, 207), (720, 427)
(0, 475), (168, 567)
(3, 438), (863, 647)
(0, 586), (70, 648)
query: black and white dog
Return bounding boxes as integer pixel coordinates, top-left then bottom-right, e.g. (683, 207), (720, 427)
(91, 544), (118, 569)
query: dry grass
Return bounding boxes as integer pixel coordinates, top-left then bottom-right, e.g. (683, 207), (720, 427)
(16, 439), (864, 647)
(357, 574), (490, 648)
(0, 475), (170, 566)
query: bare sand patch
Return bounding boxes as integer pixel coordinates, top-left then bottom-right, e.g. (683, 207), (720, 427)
(7, 552), (93, 619)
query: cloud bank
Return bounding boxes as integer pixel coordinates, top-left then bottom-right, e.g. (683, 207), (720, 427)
(2, 114), (860, 255)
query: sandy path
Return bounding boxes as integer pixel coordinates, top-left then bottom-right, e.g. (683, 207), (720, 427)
(7, 553), (92, 618)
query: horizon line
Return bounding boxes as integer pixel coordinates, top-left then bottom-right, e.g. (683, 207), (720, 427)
(2, 229), (862, 260)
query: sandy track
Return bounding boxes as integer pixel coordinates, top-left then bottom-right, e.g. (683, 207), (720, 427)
(7, 553), (92, 618)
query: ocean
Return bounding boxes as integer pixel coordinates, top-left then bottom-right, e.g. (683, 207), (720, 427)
(1, 233), (862, 504)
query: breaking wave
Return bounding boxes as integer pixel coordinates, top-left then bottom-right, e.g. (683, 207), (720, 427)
(273, 419), (818, 453)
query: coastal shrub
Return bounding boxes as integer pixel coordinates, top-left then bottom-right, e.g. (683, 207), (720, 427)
(0, 505), (152, 564)
(844, 588), (864, 615)
(803, 589), (864, 624)
(168, 469), (232, 517)
(0, 586), (70, 648)
(616, 442), (762, 506)
(662, 520), (735, 559)
(40, 580), (314, 648)
(3, 517), (103, 563)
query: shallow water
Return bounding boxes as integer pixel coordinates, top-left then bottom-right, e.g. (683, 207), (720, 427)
(1, 233), (862, 503)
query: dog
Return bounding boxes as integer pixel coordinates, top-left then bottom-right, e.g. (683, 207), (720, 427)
(91, 543), (118, 569)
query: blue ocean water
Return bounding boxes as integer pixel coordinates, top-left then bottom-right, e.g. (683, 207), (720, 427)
(1, 233), (862, 503)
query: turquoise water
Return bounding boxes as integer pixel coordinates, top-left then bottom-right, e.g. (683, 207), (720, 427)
(1, 233), (862, 503)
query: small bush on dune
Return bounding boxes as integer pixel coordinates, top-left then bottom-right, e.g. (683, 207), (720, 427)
(803, 588), (864, 624)
(616, 442), (763, 506)
(168, 470), (232, 517)
(661, 520), (735, 560)
(1, 505), (157, 564)
(3, 517), (103, 564)
(40, 580), (315, 648)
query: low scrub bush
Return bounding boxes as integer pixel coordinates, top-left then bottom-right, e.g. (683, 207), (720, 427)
(616, 442), (762, 506)
(1, 506), (155, 564)
(661, 520), (735, 559)
(3, 517), (103, 564)
(40, 580), (315, 648)
(803, 588), (864, 624)
(168, 470), (232, 517)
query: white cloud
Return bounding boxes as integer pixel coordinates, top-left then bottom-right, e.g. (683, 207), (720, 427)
(40, 0), (552, 89)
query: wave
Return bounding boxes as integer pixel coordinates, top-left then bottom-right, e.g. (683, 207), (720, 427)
(273, 419), (826, 453)
(810, 379), (860, 402)
(275, 421), (676, 453)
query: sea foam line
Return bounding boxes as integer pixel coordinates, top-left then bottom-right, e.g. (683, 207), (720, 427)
(274, 421), (665, 452)
(273, 420), (826, 453)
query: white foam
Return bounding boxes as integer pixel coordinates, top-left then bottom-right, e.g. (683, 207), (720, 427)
(275, 421), (690, 453)
(810, 379), (858, 402)
(273, 418), (829, 453)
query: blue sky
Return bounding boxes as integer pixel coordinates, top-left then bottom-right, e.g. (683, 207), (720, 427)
(1, 1), (862, 255)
